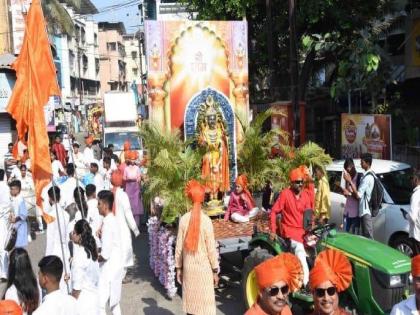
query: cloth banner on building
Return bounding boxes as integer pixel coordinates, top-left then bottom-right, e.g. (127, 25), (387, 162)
(341, 114), (392, 159)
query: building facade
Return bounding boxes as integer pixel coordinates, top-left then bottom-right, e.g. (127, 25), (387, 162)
(98, 22), (127, 97)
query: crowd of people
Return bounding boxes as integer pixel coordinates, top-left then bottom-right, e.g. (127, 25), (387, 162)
(0, 135), (144, 314)
(0, 132), (419, 315)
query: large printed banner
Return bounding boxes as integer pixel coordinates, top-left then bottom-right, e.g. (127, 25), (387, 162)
(341, 114), (392, 159)
(144, 20), (249, 138)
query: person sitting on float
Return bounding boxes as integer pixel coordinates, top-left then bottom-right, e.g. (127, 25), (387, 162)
(224, 174), (259, 223)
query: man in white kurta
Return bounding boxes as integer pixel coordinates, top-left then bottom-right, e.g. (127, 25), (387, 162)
(69, 142), (88, 179)
(391, 254), (420, 315)
(59, 164), (84, 210)
(114, 185), (140, 278)
(84, 137), (95, 165)
(0, 170), (10, 279)
(97, 190), (123, 315)
(33, 255), (77, 315)
(45, 186), (70, 293)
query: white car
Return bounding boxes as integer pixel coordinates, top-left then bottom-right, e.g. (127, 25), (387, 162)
(326, 159), (414, 256)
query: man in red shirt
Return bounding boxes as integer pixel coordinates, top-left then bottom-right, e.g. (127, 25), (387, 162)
(51, 135), (67, 167)
(270, 168), (311, 286)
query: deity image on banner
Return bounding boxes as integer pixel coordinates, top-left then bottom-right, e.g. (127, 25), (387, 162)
(196, 95), (230, 215)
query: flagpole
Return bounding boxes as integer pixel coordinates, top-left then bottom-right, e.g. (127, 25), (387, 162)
(50, 180), (70, 295)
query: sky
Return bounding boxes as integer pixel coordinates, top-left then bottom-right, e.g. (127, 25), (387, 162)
(90, 0), (143, 34)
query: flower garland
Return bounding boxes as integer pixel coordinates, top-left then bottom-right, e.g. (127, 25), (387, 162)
(147, 216), (177, 298)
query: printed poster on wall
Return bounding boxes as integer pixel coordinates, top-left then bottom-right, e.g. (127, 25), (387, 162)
(341, 114), (392, 159)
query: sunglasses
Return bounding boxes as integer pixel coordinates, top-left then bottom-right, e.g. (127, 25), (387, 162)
(315, 286), (337, 297)
(292, 180), (304, 185)
(267, 284), (289, 297)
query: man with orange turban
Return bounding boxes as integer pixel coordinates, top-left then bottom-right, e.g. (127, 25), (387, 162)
(110, 170), (139, 283)
(175, 180), (219, 315)
(391, 255), (420, 314)
(83, 135), (95, 164)
(309, 249), (353, 315)
(245, 253), (303, 315)
(225, 174), (259, 223)
(270, 168), (312, 285)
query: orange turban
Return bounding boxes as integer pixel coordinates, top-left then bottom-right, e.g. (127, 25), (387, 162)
(299, 165), (311, 180)
(235, 174), (256, 208)
(184, 180), (205, 253)
(235, 174), (249, 189)
(254, 253), (303, 292)
(289, 168), (303, 182)
(0, 300), (23, 315)
(309, 249), (352, 292)
(125, 150), (138, 161)
(111, 170), (123, 187)
(123, 141), (131, 151)
(412, 255), (420, 276)
(85, 136), (94, 145)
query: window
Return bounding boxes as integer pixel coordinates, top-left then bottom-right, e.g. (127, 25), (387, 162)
(107, 42), (117, 51)
(131, 51), (138, 59)
(379, 168), (413, 204)
(69, 50), (75, 72)
(81, 28), (86, 44)
(82, 55), (88, 72)
(133, 68), (138, 76)
(327, 171), (344, 195)
(95, 58), (100, 74)
(94, 33), (98, 46)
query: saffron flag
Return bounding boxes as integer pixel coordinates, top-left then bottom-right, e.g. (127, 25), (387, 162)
(6, 0), (60, 223)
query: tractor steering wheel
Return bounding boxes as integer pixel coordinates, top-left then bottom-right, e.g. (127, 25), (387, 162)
(310, 223), (337, 237)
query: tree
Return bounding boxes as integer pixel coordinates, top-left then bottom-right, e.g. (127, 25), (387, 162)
(183, 0), (398, 105)
(42, 0), (97, 36)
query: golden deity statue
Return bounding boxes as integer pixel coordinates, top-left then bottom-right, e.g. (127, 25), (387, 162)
(197, 96), (230, 215)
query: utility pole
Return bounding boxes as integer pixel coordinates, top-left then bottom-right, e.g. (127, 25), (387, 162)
(266, 0), (274, 98)
(288, 0), (299, 147)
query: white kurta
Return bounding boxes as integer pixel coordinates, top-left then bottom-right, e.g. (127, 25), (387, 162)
(45, 203), (70, 293)
(98, 213), (123, 308)
(51, 160), (65, 181)
(32, 289), (77, 315)
(83, 147), (95, 165)
(59, 177), (80, 210)
(71, 244), (100, 315)
(87, 199), (102, 248)
(20, 175), (36, 215)
(69, 152), (88, 178)
(390, 294), (416, 315)
(93, 173), (105, 192)
(114, 188), (139, 267)
(0, 181), (10, 279)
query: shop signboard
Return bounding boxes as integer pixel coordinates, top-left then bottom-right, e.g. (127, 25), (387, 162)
(341, 113), (392, 159)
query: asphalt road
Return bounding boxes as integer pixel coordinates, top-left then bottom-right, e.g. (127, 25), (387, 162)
(27, 229), (245, 315)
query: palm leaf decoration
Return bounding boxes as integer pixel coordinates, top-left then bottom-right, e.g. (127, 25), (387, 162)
(140, 123), (202, 224)
(236, 109), (288, 192)
(42, 0), (76, 35)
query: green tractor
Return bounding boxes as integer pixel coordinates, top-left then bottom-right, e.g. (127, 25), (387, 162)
(242, 219), (412, 314)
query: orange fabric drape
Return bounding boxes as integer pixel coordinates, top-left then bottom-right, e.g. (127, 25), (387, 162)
(184, 180), (206, 253)
(6, 0), (60, 224)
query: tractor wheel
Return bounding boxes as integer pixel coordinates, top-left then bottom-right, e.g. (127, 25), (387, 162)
(241, 247), (273, 309)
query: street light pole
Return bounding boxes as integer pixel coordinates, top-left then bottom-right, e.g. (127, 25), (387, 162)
(288, 0), (299, 147)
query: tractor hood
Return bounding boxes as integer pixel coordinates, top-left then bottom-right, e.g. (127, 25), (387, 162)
(324, 232), (411, 275)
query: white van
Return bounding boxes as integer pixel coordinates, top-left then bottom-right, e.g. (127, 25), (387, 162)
(327, 159), (414, 256)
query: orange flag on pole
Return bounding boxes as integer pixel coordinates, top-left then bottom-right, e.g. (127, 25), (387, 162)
(6, 0), (60, 223)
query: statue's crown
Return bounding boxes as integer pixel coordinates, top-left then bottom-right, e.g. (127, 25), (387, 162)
(205, 96), (217, 116)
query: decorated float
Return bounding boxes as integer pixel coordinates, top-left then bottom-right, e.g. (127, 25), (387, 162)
(142, 20), (332, 298)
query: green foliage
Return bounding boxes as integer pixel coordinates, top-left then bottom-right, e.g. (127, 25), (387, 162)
(236, 110), (332, 192)
(42, 0), (77, 35)
(140, 124), (202, 224)
(236, 109), (288, 192)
